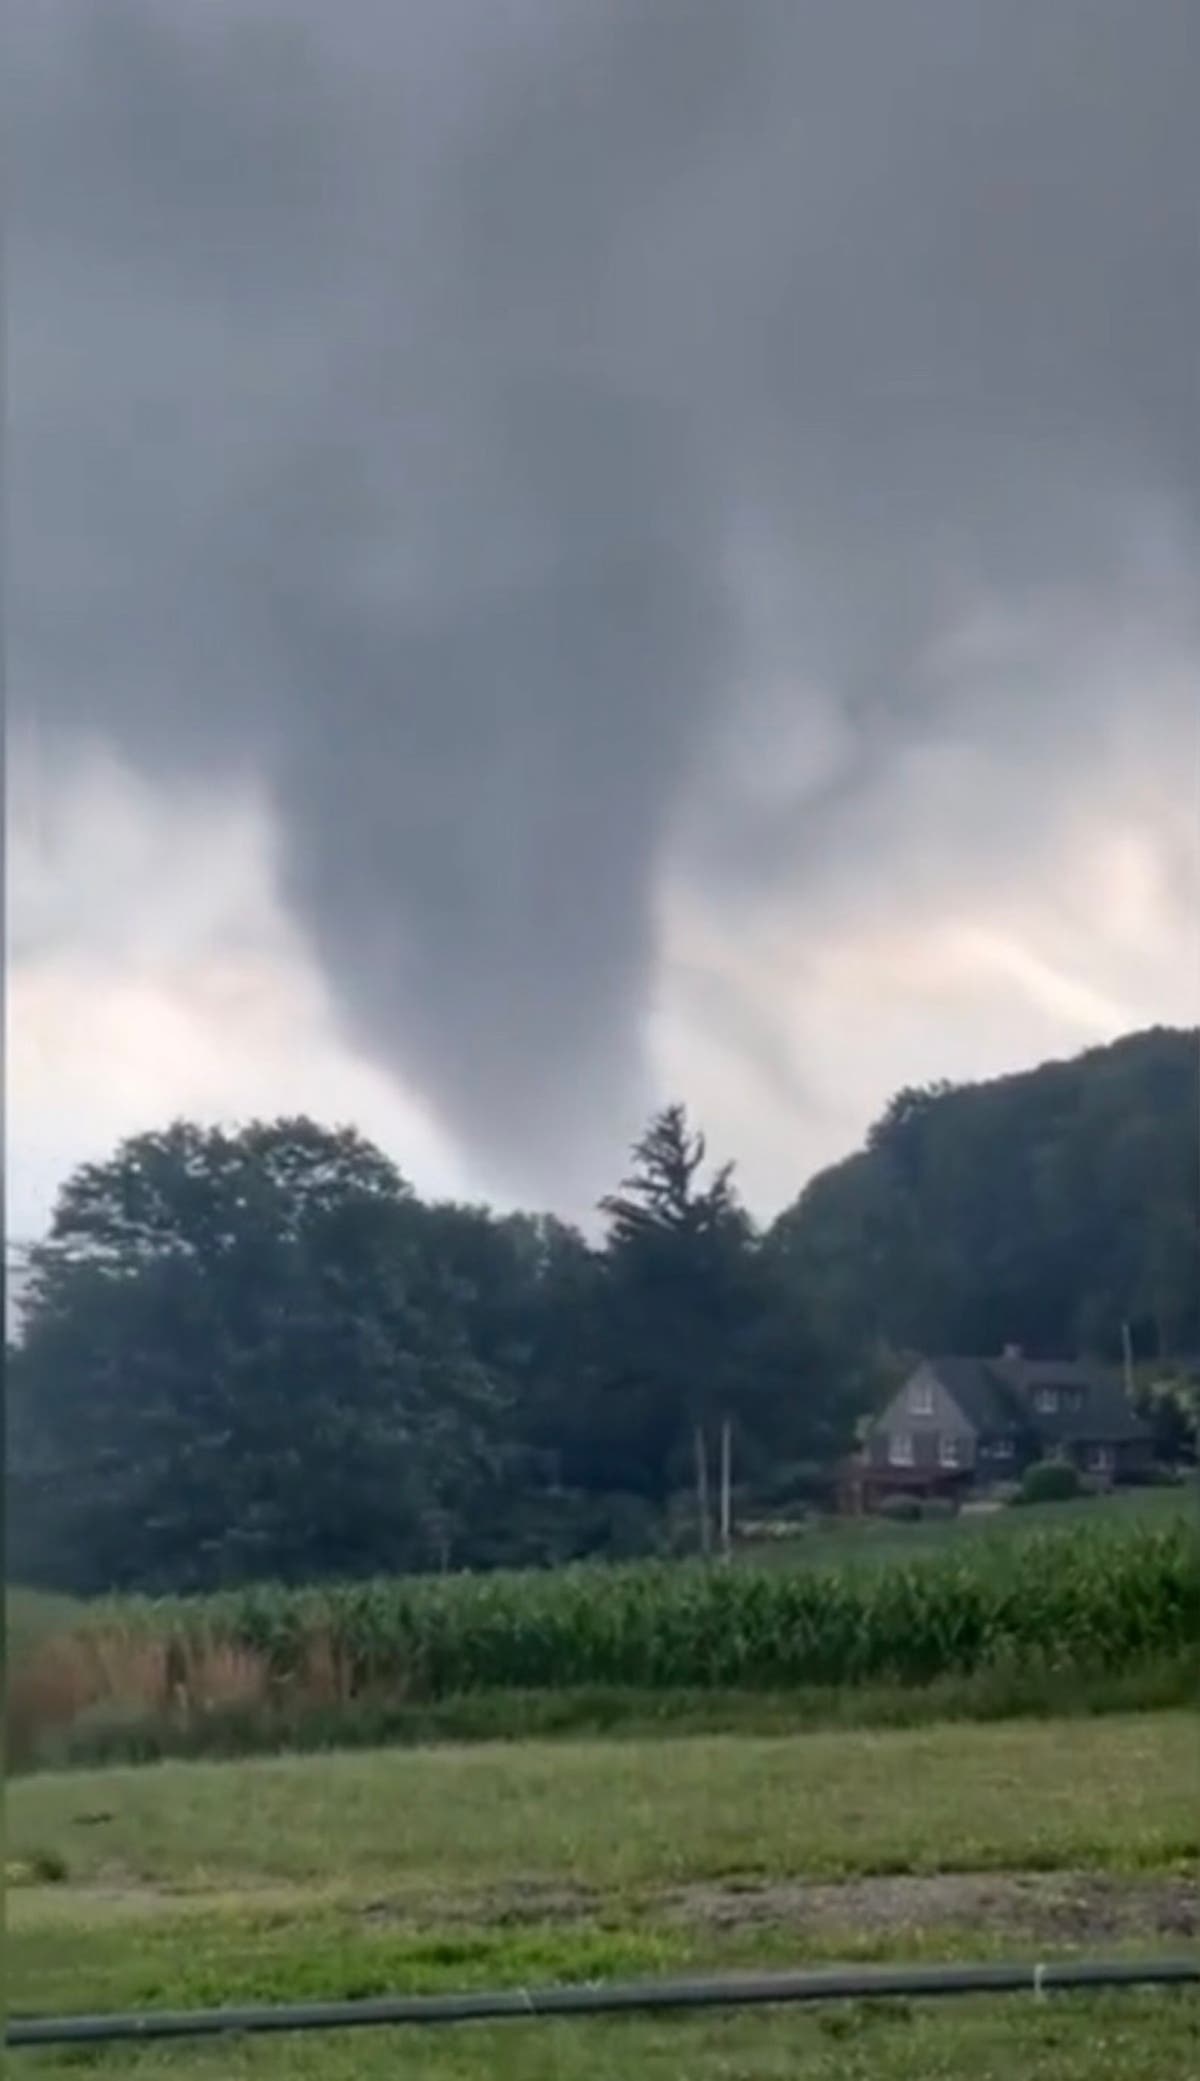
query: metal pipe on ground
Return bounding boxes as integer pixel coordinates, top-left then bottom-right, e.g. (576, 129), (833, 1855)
(8, 1957), (1199, 2048)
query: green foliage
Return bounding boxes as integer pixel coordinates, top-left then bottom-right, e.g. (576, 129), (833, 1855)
(34, 1519), (1198, 1730)
(24, 1657), (1199, 1771)
(7, 1846), (70, 1884)
(772, 1025), (1199, 1363)
(742, 1486), (1186, 1571)
(8, 1102), (849, 1596)
(7, 1120), (507, 1593)
(1018, 1460), (1084, 1504)
(878, 1494), (923, 1522)
(599, 1105), (840, 1551)
(598, 1105), (751, 1550)
(1117, 1461), (1184, 1488)
(1134, 1366), (1200, 1464)
(30, 1846), (69, 1883)
(9, 1027), (1192, 1604)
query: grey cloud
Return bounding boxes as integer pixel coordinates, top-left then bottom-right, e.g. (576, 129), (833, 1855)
(9, 0), (1197, 1199)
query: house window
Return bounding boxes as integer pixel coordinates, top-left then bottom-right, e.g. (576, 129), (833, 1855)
(1034, 1387), (1059, 1414)
(908, 1378), (934, 1416)
(938, 1434), (962, 1469)
(1087, 1444), (1114, 1474)
(889, 1432), (915, 1467)
(988, 1435), (1014, 1460)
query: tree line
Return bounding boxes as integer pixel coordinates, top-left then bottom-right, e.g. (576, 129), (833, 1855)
(771, 1024), (1198, 1364)
(8, 1106), (850, 1592)
(8, 1025), (1196, 1594)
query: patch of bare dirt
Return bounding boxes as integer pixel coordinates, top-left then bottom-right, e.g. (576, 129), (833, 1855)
(25, 1868), (1198, 1947)
(359, 1869), (1200, 1944)
(655, 1870), (1200, 1944)
(360, 1880), (599, 1927)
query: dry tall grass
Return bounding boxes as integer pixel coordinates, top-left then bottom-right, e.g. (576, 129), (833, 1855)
(6, 1620), (380, 1768)
(7, 1627), (265, 1767)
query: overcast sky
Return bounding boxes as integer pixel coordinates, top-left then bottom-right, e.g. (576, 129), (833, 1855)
(8, 0), (1198, 1241)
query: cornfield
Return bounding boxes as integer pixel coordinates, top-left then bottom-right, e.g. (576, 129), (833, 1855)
(9, 1516), (1195, 1768)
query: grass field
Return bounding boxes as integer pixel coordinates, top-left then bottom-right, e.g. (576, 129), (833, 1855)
(742, 1484), (1193, 1570)
(8, 1711), (1199, 2078)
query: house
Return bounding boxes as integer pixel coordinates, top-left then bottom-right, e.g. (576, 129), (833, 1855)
(861, 1349), (1155, 1502)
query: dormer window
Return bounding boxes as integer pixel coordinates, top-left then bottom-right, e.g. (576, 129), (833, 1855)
(908, 1378), (934, 1416)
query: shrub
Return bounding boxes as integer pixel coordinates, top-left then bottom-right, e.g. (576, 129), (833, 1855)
(6, 1850), (69, 1885)
(753, 1461), (836, 1511)
(31, 1848), (69, 1884)
(1018, 1460), (1083, 1505)
(920, 1498), (958, 1523)
(877, 1494), (922, 1522)
(1115, 1463), (1179, 1488)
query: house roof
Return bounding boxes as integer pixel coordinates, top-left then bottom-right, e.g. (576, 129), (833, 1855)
(994, 1356), (1151, 1443)
(916, 1354), (1150, 1445)
(921, 1357), (1023, 1434)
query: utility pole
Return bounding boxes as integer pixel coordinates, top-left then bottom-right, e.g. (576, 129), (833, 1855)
(693, 1424), (713, 1557)
(718, 1416), (733, 1562)
(1121, 1321), (1135, 1402)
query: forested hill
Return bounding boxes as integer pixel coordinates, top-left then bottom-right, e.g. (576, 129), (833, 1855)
(9, 1027), (1196, 1593)
(769, 1026), (1199, 1366)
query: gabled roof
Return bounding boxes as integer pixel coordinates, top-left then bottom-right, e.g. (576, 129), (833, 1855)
(922, 1356), (1025, 1434)
(890, 1353), (1151, 1445)
(993, 1356), (1150, 1443)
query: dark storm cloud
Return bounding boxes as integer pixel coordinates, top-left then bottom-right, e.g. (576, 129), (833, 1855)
(10, 0), (1198, 1196)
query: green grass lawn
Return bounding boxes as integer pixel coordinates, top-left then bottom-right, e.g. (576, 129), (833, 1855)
(12, 1993), (1200, 2081)
(11, 1712), (1196, 1898)
(743, 1484), (1196, 1571)
(8, 1711), (1198, 2078)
